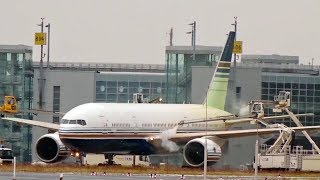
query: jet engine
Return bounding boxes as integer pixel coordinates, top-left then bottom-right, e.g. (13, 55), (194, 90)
(35, 133), (70, 163)
(183, 138), (222, 167)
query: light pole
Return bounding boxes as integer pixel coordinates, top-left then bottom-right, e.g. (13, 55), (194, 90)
(45, 23), (51, 68)
(204, 86), (209, 180)
(254, 120), (259, 180)
(231, 17), (238, 112)
(38, 18), (45, 109)
(186, 29), (193, 46)
(187, 21), (196, 61)
(231, 17), (237, 66)
(169, 27), (173, 46)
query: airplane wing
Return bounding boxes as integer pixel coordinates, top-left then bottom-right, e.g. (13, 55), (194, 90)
(225, 113), (314, 125)
(150, 125), (320, 142)
(0, 117), (60, 131)
(179, 113), (313, 126)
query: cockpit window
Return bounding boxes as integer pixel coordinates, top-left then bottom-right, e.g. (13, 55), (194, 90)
(76, 120), (87, 126)
(81, 120), (87, 125)
(61, 119), (69, 124)
(61, 119), (86, 125)
(69, 120), (77, 124)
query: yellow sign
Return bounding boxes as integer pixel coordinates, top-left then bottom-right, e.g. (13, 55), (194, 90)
(35, 33), (46, 45)
(233, 41), (243, 54)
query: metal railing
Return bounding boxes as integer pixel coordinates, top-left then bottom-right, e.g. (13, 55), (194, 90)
(236, 62), (319, 71)
(32, 61), (165, 73)
(259, 144), (320, 156)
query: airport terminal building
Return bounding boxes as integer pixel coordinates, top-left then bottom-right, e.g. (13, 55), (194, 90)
(0, 45), (33, 162)
(2, 44), (320, 168)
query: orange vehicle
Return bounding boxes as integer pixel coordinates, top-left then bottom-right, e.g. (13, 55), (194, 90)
(1, 96), (64, 117)
(0, 96), (18, 114)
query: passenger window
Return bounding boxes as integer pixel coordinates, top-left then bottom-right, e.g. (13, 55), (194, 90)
(69, 120), (76, 124)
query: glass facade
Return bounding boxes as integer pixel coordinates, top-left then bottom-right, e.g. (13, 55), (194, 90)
(95, 72), (165, 103)
(0, 45), (33, 162)
(261, 73), (320, 126)
(51, 86), (61, 133)
(166, 47), (221, 104)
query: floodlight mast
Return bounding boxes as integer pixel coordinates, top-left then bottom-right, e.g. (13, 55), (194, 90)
(204, 86), (208, 180)
(38, 18), (44, 109)
(187, 21), (196, 62)
(45, 23), (51, 68)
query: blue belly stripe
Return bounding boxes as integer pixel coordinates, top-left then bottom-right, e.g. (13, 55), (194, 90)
(61, 138), (156, 155)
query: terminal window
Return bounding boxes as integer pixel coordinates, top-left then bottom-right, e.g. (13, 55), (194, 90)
(51, 86), (60, 133)
(236, 87), (241, 94)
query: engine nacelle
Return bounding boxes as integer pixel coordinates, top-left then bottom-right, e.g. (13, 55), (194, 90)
(183, 138), (222, 167)
(35, 133), (70, 163)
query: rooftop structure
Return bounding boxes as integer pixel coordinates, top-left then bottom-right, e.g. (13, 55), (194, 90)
(0, 45), (32, 53)
(165, 46), (222, 104)
(166, 45), (222, 55)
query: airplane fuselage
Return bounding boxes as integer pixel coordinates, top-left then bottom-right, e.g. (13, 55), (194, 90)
(59, 103), (232, 155)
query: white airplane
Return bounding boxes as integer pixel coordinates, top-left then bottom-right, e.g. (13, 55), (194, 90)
(1, 31), (319, 167)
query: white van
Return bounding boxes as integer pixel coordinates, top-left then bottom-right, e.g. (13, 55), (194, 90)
(84, 154), (150, 166)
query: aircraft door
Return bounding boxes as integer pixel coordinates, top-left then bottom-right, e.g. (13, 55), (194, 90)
(99, 111), (108, 128)
(128, 113), (138, 133)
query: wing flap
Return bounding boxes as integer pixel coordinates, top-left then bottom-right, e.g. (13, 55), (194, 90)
(225, 113), (314, 125)
(1, 117), (60, 131)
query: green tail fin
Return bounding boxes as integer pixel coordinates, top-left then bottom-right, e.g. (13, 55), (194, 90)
(204, 31), (235, 110)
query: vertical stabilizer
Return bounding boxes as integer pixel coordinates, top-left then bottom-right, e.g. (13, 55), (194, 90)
(204, 31), (235, 110)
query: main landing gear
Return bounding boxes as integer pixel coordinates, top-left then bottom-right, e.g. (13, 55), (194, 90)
(104, 154), (115, 165)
